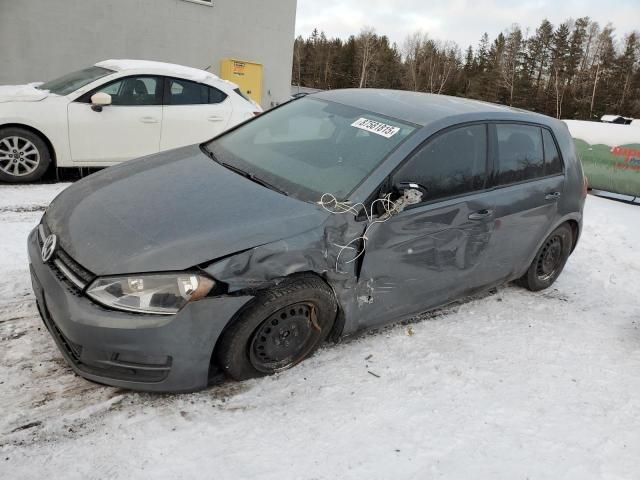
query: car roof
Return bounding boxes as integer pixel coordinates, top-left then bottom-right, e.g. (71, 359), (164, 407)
(94, 59), (222, 84)
(312, 88), (550, 127)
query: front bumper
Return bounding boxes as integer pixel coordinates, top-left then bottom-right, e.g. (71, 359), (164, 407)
(28, 228), (253, 392)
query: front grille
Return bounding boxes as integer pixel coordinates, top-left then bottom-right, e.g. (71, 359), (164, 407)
(38, 222), (95, 290)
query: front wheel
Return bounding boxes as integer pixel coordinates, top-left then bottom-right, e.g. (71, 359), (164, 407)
(215, 275), (337, 380)
(517, 224), (573, 291)
(0, 127), (51, 183)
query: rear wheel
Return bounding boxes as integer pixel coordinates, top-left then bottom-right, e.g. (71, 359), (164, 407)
(0, 127), (51, 183)
(517, 224), (573, 291)
(215, 275), (337, 380)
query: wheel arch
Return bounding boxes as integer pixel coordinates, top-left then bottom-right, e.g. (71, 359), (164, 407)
(515, 214), (582, 280)
(566, 219), (580, 253)
(0, 123), (57, 167)
(207, 270), (342, 379)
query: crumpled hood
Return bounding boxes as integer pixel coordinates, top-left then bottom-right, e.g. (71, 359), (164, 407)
(0, 82), (49, 103)
(45, 146), (328, 275)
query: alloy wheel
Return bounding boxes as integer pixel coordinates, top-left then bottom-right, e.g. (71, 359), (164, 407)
(0, 136), (41, 177)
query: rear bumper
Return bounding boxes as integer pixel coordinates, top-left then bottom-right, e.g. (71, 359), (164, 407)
(28, 227), (253, 392)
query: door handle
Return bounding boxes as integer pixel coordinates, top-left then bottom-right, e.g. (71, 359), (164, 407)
(208, 115), (223, 122)
(468, 209), (494, 220)
(140, 116), (159, 124)
(545, 191), (561, 200)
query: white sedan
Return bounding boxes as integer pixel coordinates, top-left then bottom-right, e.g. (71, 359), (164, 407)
(0, 59), (262, 182)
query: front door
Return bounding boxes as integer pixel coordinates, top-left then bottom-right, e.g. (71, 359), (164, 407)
(68, 75), (163, 163)
(353, 124), (496, 329)
(160, 77), (233, 150)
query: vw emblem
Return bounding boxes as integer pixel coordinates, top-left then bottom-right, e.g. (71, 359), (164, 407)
(41, 234), (57, 262)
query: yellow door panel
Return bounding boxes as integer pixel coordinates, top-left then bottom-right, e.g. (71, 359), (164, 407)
(220, 58), (263, 104)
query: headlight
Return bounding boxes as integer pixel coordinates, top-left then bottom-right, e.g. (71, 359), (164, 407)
(86, 273), (215, 315)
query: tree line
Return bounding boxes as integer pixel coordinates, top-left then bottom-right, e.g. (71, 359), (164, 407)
(292, 19), (640, 120)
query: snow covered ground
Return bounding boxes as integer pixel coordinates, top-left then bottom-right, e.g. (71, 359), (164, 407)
(0, 184), (639, 480)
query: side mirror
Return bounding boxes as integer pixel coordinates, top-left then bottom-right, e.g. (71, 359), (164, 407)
(90, 92), (112, 112)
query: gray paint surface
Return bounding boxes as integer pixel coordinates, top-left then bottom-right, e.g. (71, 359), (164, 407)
(32, 90), (585, 392)
(0, 0), (297, 108)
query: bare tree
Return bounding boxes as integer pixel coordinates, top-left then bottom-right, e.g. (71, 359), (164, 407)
(403, 31), (424, 91)
(501, 25), (524, 105)
(357, 27), (378, 88)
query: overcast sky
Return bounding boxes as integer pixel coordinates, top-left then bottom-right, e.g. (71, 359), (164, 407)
(295, 0), (640, 50)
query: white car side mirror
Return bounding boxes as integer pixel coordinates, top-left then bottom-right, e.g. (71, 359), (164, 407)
(91, 92), (112, 112)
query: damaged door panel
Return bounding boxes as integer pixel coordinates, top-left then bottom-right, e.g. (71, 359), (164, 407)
(351, 197), (495, 331)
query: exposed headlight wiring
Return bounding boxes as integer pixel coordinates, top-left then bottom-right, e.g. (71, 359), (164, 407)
(318, 189), (423, 271)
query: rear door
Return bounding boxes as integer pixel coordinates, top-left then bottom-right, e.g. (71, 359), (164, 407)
(354, 123), (496, 328)
(480, 123), (566, 282)
(68, 75), (163, 163)
(160, 77), (232, 150)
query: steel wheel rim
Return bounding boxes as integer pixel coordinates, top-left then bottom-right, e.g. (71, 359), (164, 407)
(0, 136), (40, 177)
(249, 302), (323, 373)
(535, 235), (563, 281)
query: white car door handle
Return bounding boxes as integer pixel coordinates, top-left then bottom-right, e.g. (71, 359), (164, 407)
(208, 115), (223, 122)
(140, 116), (159, 124)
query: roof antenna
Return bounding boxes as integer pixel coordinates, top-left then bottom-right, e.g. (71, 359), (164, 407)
(202, 65), (212, 71)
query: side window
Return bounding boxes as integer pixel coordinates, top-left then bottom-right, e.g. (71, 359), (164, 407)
(495, 124), (544, 185)
(208, 86), (228, 104)
(166, 78), (227, 105)
(542, 129), (563, 175)
(77, 76), (162, 106)
(393, 124), (487, 203)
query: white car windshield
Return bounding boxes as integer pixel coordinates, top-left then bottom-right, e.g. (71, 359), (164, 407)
(37, 66), (114, 96)
(205, 97), (417, 202)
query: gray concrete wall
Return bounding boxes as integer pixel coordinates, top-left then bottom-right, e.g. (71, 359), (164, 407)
(0, 0), (297, 108)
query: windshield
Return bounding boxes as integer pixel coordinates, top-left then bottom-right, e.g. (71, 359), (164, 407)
(204, 97), (416, 202)
(37, 66), (114, 96)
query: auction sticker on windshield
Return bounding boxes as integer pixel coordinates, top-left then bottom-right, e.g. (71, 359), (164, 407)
(351, 118), (400, 138)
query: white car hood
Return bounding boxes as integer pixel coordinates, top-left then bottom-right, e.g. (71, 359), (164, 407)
(0, 83), (49, 103)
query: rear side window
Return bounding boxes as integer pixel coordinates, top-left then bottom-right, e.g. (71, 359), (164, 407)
(393, 124), (487, 203)
(166, 78), (227, 105)
(495, 124), (544, 185)
(542, 129), (563, 175)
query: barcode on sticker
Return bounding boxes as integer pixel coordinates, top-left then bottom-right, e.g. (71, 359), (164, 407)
(351, 118), (400, 138)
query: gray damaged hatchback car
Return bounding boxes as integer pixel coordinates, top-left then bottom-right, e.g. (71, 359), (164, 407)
(29, 89), (586, 392)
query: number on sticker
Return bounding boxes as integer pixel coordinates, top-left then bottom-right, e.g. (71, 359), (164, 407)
(351, 118), (400, 138)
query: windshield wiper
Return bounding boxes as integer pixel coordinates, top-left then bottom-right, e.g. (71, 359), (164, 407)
(223, 162), (289, 196)
(202, 146), (289, 196)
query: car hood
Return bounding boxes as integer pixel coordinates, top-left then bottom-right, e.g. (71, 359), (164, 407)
(0, 83), (50, 103)
(45, 146), (329, 276)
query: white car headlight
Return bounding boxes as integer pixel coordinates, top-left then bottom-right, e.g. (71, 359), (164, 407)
(86, 273), (215, 315)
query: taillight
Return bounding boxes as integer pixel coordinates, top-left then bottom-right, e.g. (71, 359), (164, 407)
(582, 175), (588, 198)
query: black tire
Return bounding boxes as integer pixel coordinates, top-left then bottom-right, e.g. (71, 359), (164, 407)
(0, 127), (52, 183)
(215, 275), (337, 380)
(517, 223), (573, 292)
